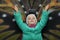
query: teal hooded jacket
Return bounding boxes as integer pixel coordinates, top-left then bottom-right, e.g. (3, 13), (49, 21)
(14, 10), (50, 40)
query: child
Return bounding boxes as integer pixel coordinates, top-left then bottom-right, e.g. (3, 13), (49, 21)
(13, 5), (50, 40)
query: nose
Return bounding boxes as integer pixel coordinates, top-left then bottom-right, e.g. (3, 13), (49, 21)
(31, 19), (34, 22)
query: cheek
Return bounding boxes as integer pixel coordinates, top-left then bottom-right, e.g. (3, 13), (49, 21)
(27, 20), (31, 23)
(34, 20), (36, 22)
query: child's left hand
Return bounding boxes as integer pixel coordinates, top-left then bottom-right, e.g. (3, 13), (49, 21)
(45, 4), (50, 11)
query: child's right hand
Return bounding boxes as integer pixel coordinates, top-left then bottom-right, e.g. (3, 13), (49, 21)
(12, 5), (18, 12)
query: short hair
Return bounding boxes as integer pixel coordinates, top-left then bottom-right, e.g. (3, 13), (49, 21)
(26, 9), (37, 17)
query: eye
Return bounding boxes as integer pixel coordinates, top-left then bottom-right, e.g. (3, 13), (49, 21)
(33, 17), (35, 19)
(28, 18), (31, 20)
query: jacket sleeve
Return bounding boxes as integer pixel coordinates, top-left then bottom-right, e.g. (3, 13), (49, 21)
(13, 10), (28, 31)
(36, 9), (50, 31)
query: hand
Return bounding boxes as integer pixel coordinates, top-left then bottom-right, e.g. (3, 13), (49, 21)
(45, 4), (50, 10)
(12, 5), (18, 12)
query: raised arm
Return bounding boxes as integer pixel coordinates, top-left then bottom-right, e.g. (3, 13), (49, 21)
(13, 6), (28, 31)
(35, 5), (50, 31)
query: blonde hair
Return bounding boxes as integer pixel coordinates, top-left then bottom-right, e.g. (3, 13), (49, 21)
(26, 14), (37, 24)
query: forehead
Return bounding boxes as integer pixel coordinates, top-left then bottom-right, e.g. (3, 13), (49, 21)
(27, 14), (36, 18)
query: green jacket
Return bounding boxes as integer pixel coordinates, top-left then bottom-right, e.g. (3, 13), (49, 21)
(14, 10), (50, 40)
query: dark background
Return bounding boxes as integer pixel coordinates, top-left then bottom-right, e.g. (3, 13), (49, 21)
(0, 0), (60, 40)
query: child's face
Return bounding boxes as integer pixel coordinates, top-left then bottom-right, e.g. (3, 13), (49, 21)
(26, 14), (37, 25)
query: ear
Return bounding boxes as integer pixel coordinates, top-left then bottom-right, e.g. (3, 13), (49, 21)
(36, 19), (37, 23)
(26, 16), (28, 24)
